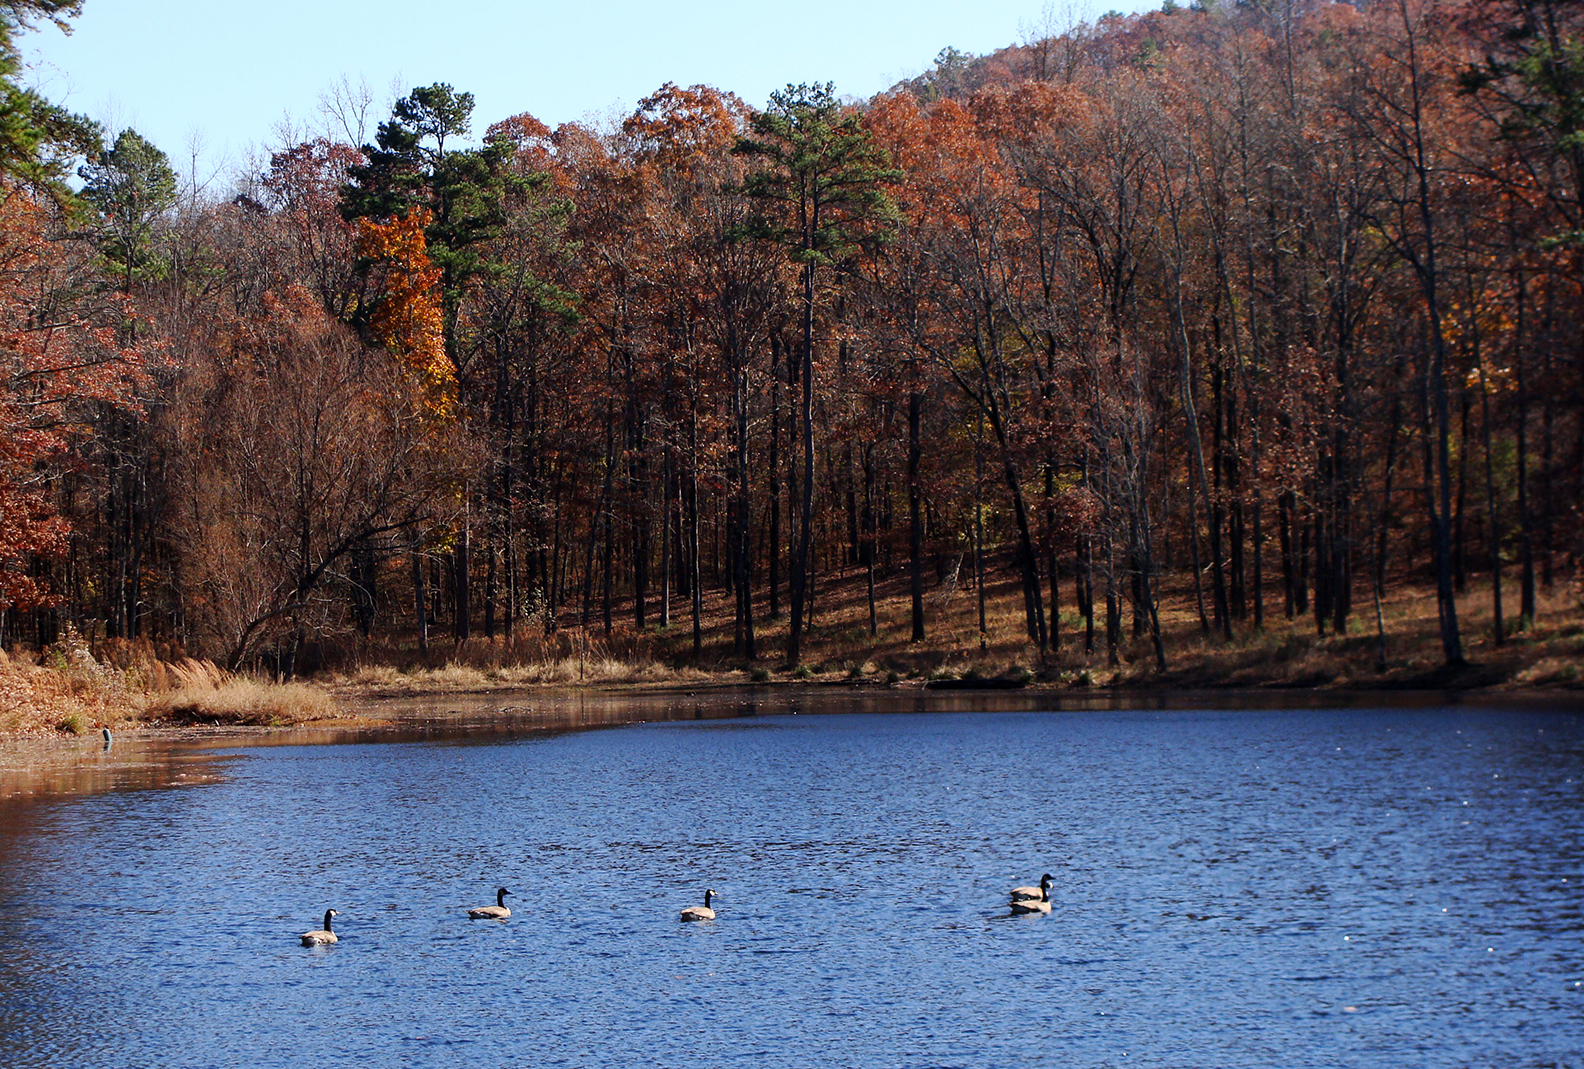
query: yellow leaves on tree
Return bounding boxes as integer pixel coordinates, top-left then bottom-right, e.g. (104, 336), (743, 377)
(354, 207), (454, 409)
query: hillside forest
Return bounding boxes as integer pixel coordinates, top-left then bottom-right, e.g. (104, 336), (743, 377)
(0, 0), (1580, 679)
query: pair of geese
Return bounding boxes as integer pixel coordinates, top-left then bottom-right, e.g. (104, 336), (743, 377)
(299, 888), (514, 945)
(683, 882), (1049, 919)
(300, 887), (718, 945)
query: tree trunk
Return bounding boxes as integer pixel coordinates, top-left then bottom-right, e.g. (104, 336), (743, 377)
(411, 535), (428, 655)
(768, 335), (782, 621)
(908, 378), (925, 641)
(453, 521), (470, 643)
(1515, 269), (1535, 627)
(788, 262), (815, 666)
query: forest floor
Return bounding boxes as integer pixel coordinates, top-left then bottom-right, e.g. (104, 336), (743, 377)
(3, 559), (1581, 742)
(328, 554), (1584, 695)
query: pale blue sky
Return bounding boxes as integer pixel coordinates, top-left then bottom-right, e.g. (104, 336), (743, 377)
(22, 0), (1150, 188)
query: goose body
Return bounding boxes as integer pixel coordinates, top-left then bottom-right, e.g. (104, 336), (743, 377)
(680, 888), (717, 922)
(1009, 886), (1051, 915)
(300, 909), (339, 945)
(468, 887), (512, 919)
(1010, 874), (1054, 902)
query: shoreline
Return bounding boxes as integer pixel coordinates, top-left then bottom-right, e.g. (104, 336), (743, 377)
(5, 568), (1580, 744)
(14, 666), (1584, 743)
(5, 678), (1582, 805)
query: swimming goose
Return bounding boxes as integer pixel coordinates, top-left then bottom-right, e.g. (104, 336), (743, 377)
(1010, 874), (1054, 902)
(300, 909), (339, 945)
(680, 888), (717, 922)
(1009, 885), (1052, 915)
(468, 887), (512, 919)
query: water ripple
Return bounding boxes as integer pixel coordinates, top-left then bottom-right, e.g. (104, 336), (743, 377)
(0, 703), (1579, 1068)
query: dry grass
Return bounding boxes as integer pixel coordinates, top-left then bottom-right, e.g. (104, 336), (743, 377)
(0, 634), (336, 737)
(1511, 656), (1584, 688)
(323, 625), (742, 695)
(333, 649), (732, 696)
(0, 628), (147, 738)
(147, 658), (334, 726)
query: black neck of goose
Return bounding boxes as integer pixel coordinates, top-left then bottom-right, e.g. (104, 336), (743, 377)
(323, 910), (335, 933)
(497, 888), (507, 907)
(703, 890), (712, 908)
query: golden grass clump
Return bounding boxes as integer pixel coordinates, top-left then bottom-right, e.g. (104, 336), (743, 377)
(333, 652), (709, 694)
(1512, 656), (1583, 688)
(343, 663), (404, 688)
(150, 658), (334, 726)
(1, 637), (339, 738)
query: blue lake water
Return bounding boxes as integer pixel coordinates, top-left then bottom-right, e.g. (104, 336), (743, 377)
(0, 694), (1580, 1068)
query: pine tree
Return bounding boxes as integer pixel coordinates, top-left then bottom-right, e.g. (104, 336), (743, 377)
(733, 83), (899, 665)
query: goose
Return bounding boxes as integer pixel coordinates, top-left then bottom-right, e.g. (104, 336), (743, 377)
(679, 888), (717, 922)
(467, 887), (512, 919)
(1010, 874), (1054, 902)
(300, 909), (339, 945)
(101, 727), (112, 749)
(1009, 885), (1052, 915)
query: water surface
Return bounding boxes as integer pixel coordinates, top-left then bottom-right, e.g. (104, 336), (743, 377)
(0, 695), (1578, 1067)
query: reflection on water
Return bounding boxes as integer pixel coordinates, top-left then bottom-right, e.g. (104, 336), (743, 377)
(5, 686), (1554, 799)
(0, 688), (775, 800)
(0, 736), (238, 800)
(0, 692), (1580, 1069)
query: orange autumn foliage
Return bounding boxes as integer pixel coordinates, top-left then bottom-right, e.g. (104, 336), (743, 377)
(354, 207), (453, 407)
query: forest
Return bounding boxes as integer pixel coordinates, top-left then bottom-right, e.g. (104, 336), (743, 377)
(0, 0), (1580, 686)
